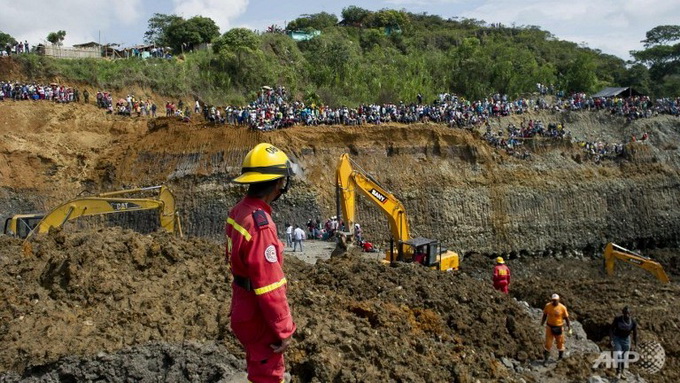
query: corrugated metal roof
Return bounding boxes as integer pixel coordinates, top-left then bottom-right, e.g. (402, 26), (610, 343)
(592, 87), (631, 98)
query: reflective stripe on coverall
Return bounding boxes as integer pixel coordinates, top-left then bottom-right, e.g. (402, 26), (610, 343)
(227, 196), (296, 383)
(492, 264), (510, 294)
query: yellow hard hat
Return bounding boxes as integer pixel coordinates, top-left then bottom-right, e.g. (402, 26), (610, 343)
(233, 143), (292, 184)
(496, 257), (505, 264)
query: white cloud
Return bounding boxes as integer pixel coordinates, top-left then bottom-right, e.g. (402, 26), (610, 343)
(172, 0), (249, 33)
(460, 0), (680, 59)
(385, 0), (463, 4)
(0, 0), (142, 46)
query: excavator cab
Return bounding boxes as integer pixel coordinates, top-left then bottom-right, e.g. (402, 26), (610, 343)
(392, 237), (460, 271)
(4, 214), (45, 238)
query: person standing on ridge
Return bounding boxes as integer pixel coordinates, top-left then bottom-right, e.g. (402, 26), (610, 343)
(226, 143), (296, 383)
(492, 257), (510, 294)
(541, 293), (571, 365)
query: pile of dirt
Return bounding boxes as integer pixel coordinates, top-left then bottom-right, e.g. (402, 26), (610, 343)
(287, 251), (543, 382)
(1, 342), (243, 383)
(0, 228), (236, 374)
(2, 228), (544, 382)
(2, 227), (678, 382)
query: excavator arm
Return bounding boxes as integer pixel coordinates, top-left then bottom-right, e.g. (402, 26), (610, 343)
(337, 153), (410, 244)
(26, 185), (181, 239)
(336, 153), (460, 271)
(604, 243), (670, 284)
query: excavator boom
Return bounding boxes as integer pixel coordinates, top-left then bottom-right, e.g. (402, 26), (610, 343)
(336, 153), (459, 270)
(337, 153), (410, 244)
(603, 243), (670, 284)
(5, 185), (182, 240)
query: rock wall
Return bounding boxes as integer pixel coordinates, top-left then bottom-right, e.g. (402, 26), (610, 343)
(4, 108), (680, 258)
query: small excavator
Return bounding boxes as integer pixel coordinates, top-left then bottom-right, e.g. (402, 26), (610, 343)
(603, 242), (670, 284)
(336, 153), (460, 271)
(4, 185), (182, 239)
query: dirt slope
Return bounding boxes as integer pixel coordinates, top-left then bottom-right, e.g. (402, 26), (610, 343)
(1, 228), (678, 382)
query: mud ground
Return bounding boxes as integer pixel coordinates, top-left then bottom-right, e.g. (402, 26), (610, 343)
(0, 229), (677, 382)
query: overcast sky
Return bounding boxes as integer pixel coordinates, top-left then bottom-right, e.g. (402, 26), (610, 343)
(1, 0), (677, 60)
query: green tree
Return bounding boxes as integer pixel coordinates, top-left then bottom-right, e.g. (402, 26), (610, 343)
(213, 28), (263, 88)
(365, 9), (410, 31)
(563, 52), (597, 92)
(144, 14), (219, 52)
(165, 16), (220, 52)
(632, 25), (680, 96)
(641, 25), (680, 47)
(144, 13), (183, 45)
(620, 63), (651, 95)
(47, 30), (66, 46)
(0, 31), (17, 47)
(341, 6), (371, 25)
(287, 12), (338, 31)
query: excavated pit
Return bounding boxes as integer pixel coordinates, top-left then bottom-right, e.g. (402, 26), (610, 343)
(0, 229), (678, 382)
(2, 98), (680, 382)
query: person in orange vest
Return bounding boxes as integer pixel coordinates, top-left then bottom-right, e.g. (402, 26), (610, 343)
(541, 293), (572, 365)
(226, 143), (296, 383)
(492, 256), (511, 294)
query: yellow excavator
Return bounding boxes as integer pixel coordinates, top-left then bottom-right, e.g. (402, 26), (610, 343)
(4, 185), (182, 239)
(336, 153), (460, 271)
(603, 242), (669, 284)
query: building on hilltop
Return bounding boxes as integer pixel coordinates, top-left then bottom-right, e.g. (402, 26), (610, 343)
(37, 42), (102, 59)
(286, 29), (321, 41)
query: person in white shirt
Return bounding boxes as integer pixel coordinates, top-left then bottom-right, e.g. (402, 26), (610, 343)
(293, 225), (305, 252)
(285, 223), (293, 248)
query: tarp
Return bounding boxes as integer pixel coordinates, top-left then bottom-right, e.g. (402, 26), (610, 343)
(592, 87), (642, 98)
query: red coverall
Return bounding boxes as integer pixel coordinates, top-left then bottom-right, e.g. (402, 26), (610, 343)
(492, 264), (511, 294)
(226, 196), (296, 383)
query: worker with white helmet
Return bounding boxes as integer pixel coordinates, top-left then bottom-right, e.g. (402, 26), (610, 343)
(541, 293), (572, 365)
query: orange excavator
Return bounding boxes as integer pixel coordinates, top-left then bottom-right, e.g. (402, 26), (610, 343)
(603, 242), (669, 284)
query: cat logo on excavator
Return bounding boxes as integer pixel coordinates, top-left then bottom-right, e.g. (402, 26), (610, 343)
(4, 185), (182, 240)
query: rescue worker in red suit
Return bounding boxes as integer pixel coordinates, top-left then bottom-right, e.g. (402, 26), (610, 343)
(227, 143), (296, 383)
(492, 256), (511, 294)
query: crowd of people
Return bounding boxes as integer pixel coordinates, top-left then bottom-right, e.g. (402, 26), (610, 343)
(210, 87), (678, 132)
(0, 81), (81, 102)
(2, 79), (677, 163)
(2, 41), (30, 56)
(94, 92), (161, 118)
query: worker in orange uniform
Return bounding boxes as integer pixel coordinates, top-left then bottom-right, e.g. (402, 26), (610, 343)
(540, 293), (571, 365)
(492, 256), (510, 294)
(226, 143), (296, 383)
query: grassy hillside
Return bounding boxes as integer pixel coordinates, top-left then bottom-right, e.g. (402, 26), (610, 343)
(9, 11), (646, 106)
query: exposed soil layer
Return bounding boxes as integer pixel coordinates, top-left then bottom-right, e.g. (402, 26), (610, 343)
(4, 100), (680, 257)
(2, 76), (680, 383)
(1, 229), (678, 382)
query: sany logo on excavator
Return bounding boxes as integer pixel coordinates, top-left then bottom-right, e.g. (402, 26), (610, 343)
(370, 189), (388, 204)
